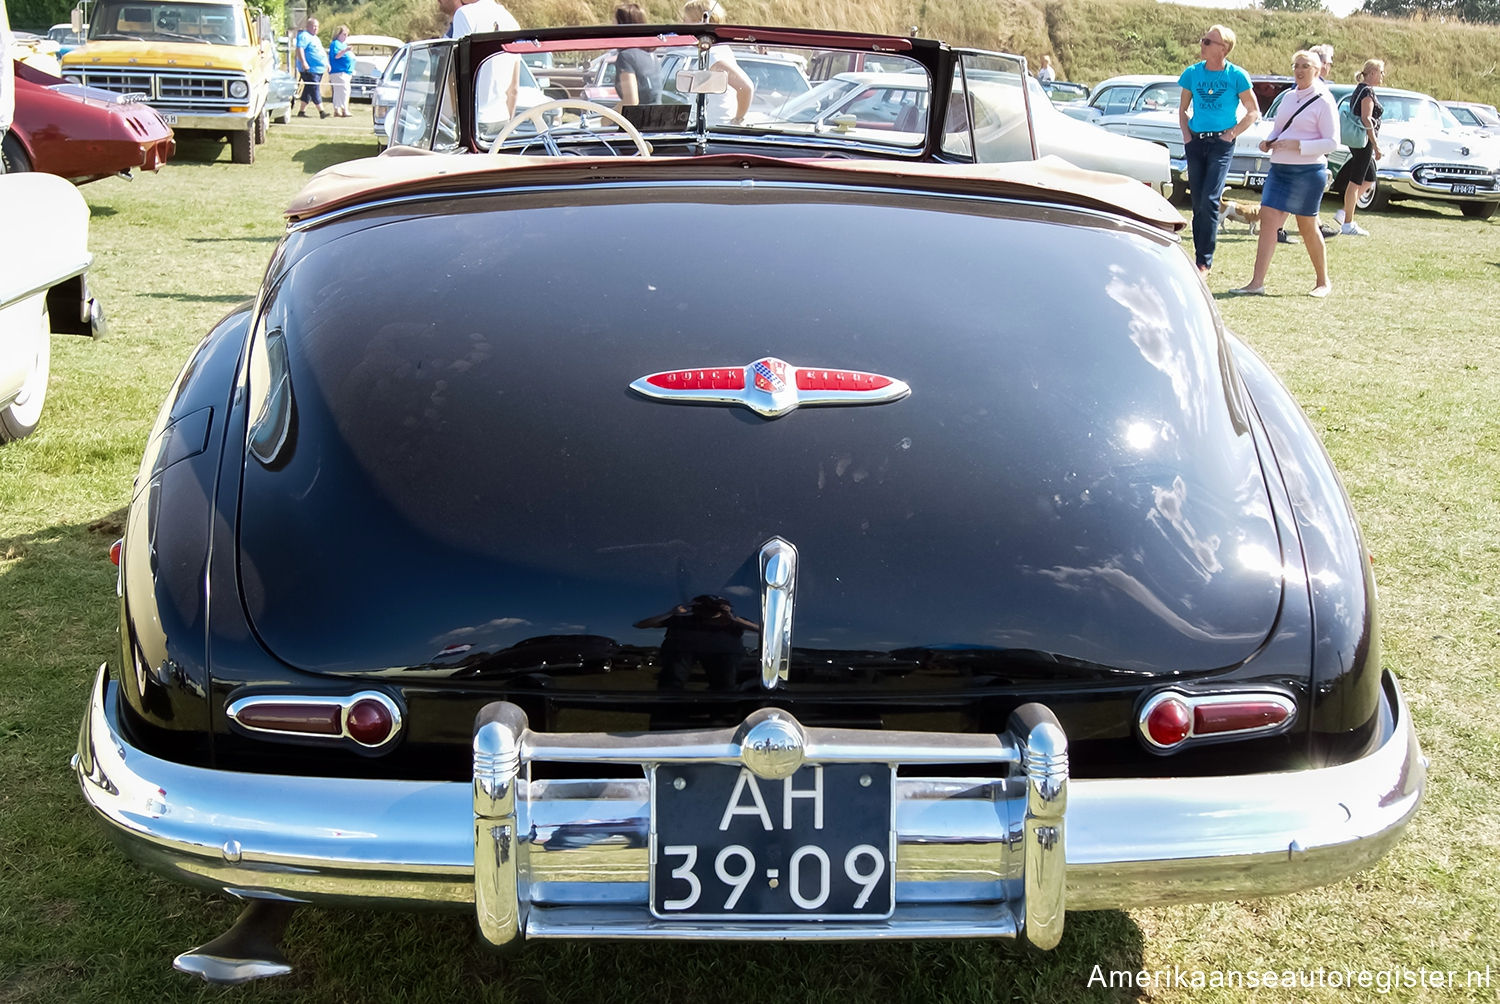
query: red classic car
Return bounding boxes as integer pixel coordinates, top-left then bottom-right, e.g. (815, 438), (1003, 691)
(4, 59), (175, 183)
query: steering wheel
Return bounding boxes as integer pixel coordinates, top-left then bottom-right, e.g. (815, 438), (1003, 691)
(490, 98), (651, 157)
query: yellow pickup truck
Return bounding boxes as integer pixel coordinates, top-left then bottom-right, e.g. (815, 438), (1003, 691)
(61, 0), (274, 163)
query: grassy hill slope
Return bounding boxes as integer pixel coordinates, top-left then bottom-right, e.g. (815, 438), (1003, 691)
(325, 0), (1500, 106)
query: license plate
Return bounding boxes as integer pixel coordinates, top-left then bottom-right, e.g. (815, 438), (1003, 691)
(1452, 183), (1478, 195)
(1246, 173), (1266, 187)
(158, 113), (178, 125)
(651, 763), (895, 920)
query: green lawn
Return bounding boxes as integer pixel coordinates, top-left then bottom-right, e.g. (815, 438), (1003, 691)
(1, 122), (1497, 1002)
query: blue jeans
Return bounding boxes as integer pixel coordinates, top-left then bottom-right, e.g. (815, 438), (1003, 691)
(1184, 135), (1235, 269)
(299, 70), (324, 107)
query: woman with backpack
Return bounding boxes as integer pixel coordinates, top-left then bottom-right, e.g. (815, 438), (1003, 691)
(1331, 59), (1385, 236)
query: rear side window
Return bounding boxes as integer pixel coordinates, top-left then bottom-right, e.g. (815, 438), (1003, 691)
(1093, 86), (1140, 114)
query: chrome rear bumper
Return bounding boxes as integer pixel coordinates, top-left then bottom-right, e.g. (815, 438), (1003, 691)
(76, 666), (1423, 946)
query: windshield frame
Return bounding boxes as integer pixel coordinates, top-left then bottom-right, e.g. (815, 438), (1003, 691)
(448, 24), (1030, 160)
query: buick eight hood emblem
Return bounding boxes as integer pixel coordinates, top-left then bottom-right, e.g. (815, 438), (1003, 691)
(630, 357), (910, 418)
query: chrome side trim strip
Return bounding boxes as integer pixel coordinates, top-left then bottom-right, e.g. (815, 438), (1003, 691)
(0, 258), (92, 312)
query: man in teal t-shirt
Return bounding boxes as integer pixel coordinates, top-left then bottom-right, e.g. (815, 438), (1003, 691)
(1177, 25), (1258, 274)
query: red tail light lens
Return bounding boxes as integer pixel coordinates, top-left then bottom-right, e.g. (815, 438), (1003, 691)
(235, 702), (342, 735)
(346, 698), (397, 747)
(1144, 696), (1192, 747)
(1139, 691), (1295, 752)
(227, 691), (403, 750)
(1194, 700), (1292, 736)
(110, 539), (123, 566)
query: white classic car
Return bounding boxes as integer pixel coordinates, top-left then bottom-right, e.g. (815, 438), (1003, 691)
(1083, 75), (1191, 193)
(1231, 85), (1500, 219)
(1442, 100), (1500, 138)
(0, 172), (104, 442)
(770, 71), (1173, 196)
(347, 34), (405, 101)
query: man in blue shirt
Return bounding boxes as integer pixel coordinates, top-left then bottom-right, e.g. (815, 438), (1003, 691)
(295, 17), (329, 119)
(1177, 25), (1259, 274)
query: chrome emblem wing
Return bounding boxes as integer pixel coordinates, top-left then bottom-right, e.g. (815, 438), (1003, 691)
(630, 357), (910, 418)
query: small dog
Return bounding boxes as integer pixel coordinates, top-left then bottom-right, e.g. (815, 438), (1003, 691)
(1219, 198), (1262, 234)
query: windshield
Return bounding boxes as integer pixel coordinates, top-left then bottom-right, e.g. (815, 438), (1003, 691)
(381, 47), (408, 86)
(479, 39), (941, 151)
(1381, 95), (1447, 129)
(88, 0), (249, 45)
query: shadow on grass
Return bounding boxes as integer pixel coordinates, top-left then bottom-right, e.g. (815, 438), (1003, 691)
(229, 902), (1150, 1001)
(0, 510), (1148, 1002)
(168, 137), (237, 165)
(184, 235), (282, 244)
(139, 292), (256, 304)
(293, 142), (384, 174)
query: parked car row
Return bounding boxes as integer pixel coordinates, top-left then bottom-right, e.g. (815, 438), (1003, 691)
(1050, 71), (1500, 219)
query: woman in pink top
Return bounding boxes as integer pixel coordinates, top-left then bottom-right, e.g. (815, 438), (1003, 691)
(1231, 51), (1339, 298)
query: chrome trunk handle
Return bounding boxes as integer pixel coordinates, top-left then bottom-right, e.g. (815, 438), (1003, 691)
(759, 537), (798, 690)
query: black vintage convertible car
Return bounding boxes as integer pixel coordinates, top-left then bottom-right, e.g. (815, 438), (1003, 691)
(75, 25), (1424, 984)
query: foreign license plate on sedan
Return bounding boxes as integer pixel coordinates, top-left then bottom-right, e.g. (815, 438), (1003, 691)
(1246, 173), (1267, 187)
(160, 114), (178, 125)
(651, 763), (895, 920)
(1452, 183), (1478, 195)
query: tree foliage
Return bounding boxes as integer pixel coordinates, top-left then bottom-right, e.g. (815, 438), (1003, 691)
(8, 0), (73, 30)
(1360, 0), (1500, 23)
(1262, 0), (1326, 10)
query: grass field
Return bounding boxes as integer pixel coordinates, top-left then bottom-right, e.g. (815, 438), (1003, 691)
(1, 116), (1498, 1002)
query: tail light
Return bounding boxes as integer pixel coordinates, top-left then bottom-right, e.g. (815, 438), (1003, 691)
(227, 691), (403, 751)
(1139, 690), (1295, 752)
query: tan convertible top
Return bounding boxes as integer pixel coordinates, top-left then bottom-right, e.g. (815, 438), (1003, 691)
(286, 149), (1185, 233)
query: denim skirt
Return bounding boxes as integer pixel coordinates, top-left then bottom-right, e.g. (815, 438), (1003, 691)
(1261, 162), (1328, 218)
